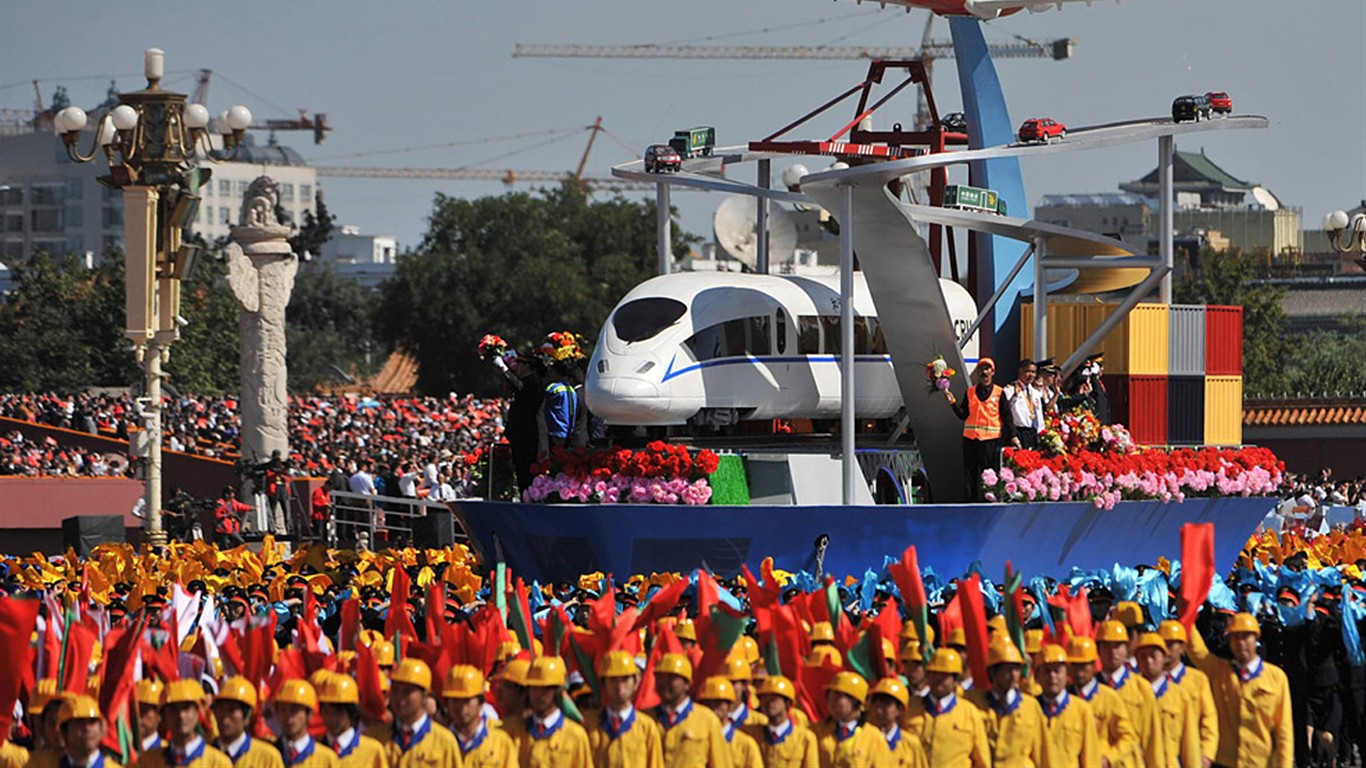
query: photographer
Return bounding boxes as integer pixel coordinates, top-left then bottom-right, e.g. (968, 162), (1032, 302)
(214, 485), (251, 548)
(262, 449), (291, 536)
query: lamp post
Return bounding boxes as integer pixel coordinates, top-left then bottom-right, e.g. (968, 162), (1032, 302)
(1322, 209), (1366, 269)
(53, 48), (251, 547)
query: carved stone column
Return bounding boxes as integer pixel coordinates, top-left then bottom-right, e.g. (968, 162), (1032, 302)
(225, 177), (297, 466)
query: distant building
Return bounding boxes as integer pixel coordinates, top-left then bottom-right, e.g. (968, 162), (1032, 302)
(0, 129), (316, 265)
(316, 224), (398, 288)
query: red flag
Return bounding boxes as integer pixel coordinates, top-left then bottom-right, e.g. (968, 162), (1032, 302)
(355, 641), (388, 725)
(742, 559), (783, 609)
(1178, 523), (1216, 631)
(0, 598), (40, 738)
(869, 597), (902, 680)
(888, 546), (928, 610)
(385, 567), (419, 644)
(339, 598), (359, 653)
(635, 620), (685, 711)
(60, 621), (99, 693)
(796, 657), (841, 723)
(958, 575), (990, 689)
(631, 578), (689, 631)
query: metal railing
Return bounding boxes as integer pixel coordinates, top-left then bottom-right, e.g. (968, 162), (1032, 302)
(329, 491), (468, 548)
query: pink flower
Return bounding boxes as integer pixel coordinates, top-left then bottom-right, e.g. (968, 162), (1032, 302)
(981, 468), (999, 486)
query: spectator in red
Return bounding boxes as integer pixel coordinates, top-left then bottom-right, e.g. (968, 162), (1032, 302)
(214, 485), (251, 548)
(310, 484), (331, 543)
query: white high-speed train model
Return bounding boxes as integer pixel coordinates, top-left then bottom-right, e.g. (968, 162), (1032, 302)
(585, 272), (980, 426)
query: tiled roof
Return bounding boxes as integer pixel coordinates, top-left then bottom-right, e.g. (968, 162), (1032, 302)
(1244, 399), (1366, 426)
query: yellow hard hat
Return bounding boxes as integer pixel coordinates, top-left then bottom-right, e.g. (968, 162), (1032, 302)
(501, 658), (531, 687)
(734, 636), (760, 665)
(308, 669), (334, 690)
(986, 639), (1026, 667)
(162, 679), (207, 707)
(598, 650), (639, 679)
(57, 694), (102, 728)
(1037, 644), (1069, 667)
(442, 665), (486, 699)
(135, 679), (164, 708)
(900, 621), (934, 645)
(805, 645), (842, 667)
(391, 658), (433, 691)
(880, 637), (897, 663)
(925, 648), (964, 676)
(722, 654), (752, 683)
(216, 677), (258, 711)
(1066, 636), (1099, 664)
(810, 622), (835, 643)
(869, 677), (909, 708)
(945, 628), (967, 649)
(30, 678), (59, 710)
(756, 675), (796, 702)
(826, 671), (869, 703)
(358, 629), (383, 648)
(527, 656), (567, 688)
(317, 674), (360, 705)
(1115, 602), (1145, 629)
(1024, 629), (1043, 655)
(1157, 620), (1189, 644)
(374, 640), (396, 667)
(674, 620), (697, 642)
(987, 615), (1008, 634)
(1132, 632), (1167, 655)
(1226, 612), (1261, 637)
(899, 641), (923, 663)
(1095, 621), (1128, 644)
(697, 676), (737, 704)
(273, 679), (318, 712)
(496, 640), (522, 663)
(656, 653), (693, 682)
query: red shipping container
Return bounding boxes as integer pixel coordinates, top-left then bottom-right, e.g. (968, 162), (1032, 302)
(1101, 374), (1169, 446)
(1205, 305), (1243, 375)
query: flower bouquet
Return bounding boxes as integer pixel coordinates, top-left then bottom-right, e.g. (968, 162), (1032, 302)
(925, 356), (956, 393)
(523, 441), (720, 505)
(477, 334), (508, 360)
(539, 331), (587, 362)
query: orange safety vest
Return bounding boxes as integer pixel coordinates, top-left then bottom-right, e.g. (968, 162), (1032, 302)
(964, 384), (1004, 441)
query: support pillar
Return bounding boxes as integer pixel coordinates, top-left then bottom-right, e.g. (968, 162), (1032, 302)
(756, 159), (771, 274)
(1033, 238), (1047, 362)
(656, 182), (672, 275)
(839, 184), (856, 505)
(1158, 135), (1174, 303)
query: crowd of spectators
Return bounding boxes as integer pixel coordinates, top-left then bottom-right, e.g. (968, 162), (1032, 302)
(1280, 468), (1366, 510)
(0, 428), (127, 478)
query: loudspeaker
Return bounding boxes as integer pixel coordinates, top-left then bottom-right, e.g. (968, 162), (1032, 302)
(62, 515), (125, 556)
(412, 510), (460, 549)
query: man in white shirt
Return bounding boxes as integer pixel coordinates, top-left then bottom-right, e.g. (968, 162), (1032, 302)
(1003, 358), (1045, 450)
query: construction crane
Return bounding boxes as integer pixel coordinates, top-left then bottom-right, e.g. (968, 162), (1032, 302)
(189, 68), (331, 144)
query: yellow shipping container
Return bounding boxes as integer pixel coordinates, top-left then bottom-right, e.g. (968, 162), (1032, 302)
(1021, 302), (1168, 375)
(1020, 304), (1088, 362)
(1204, 375), (1243, 446)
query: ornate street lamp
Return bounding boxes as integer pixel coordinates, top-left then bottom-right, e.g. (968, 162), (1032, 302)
(52, 48), (252, 546)
(1322, 208), (1366, 269)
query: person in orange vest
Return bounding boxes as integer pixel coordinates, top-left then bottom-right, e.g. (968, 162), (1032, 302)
(943, 357), (1013, 501)
(755, 676), (819, 768)
(210, 677), (283, 767)
(1186, 611), (1294, 768)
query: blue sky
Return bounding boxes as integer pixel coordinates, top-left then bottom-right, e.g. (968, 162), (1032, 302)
(2, 0), (1362, 251)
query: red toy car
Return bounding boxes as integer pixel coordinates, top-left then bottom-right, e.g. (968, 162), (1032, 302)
(1205, 91), (1233, 115)
(1018, 118), (1066, 144)
(644, 144), (681, 173)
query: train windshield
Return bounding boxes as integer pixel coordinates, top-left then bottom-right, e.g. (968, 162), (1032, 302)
(612, 297), (687, 342)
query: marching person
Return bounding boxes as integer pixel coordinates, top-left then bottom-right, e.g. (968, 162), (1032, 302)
(136, 679), (165, 754)
(755, 676), (819, 768)
(966, 639), (1052, 767)
(587, 650), (663, 768)
(516, 655), (592, 767)
(272, 680), (337, 768)
(652, 653), (731, 768)
(376, 659), (461, 767)
(58, 695), (122, 768)
(943, 358), (1014, 501)
(865, 678), (928, 768)
(1158, 620), (1220, 766)
(697, 676), (763, 768)
(722, 654), (767, 737)
(1066, 634), (1139, 768)
(1002, 358), (1044, 450)
(440, 665), (518, 768)
(1133, 632), (1202, 767)
(812, 671), (894, 768)
(317, 674), (388, 767)
(131, 680), (232, 767)
(901, 648), (989, 768)
(1187, 611), (1294, 768)
(1035, 643), (1098, 767)
(1096, 619), (1167, 766)
(211, 677), (283, 768)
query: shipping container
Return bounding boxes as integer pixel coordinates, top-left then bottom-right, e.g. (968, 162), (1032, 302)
(1204, 375), (1243, 446)
(1020, 303), (1087, 362)
(1103, 374), (1169, 445)
(1168, 305), (1206, 377)
(1100, 303), (1170, 375)
(1205, 305), (1243, 375)
(1168, 376), (1206, 444)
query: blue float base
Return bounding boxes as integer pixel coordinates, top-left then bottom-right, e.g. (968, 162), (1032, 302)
(449, 498), (1276, 583)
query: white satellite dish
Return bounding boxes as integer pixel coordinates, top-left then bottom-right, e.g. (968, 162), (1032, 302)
(713, 194), (799, 270)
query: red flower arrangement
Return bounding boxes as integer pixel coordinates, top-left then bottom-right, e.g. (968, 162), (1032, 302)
(525, 442), (721, 505)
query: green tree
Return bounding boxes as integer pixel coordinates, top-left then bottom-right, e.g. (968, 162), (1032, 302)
(289, 190), (336, 260)
(287, 262), (381, 391)
(376, 184), (694, 394)
(1279, 322), (1366, 396)
(1173, 247), (1288, 395)
(164, 257), (241, 394)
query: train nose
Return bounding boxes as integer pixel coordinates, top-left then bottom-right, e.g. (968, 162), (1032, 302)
(607, 376), (659, 400)
(585, 374), (665, 424)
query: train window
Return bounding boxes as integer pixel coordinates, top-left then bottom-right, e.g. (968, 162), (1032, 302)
(820, 316), (841, 354)
(797, 316), (821, 354)
(748, 316), (771, 356)
(774, 309), (787, 354)
(684, 319), (747, 362)
(724, 319), (747, 357)
(853, 317), (871, 354)
(870, 318), (888, 354)
(612, 297), (687, 342)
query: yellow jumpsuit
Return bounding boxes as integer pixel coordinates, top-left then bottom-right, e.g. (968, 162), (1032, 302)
(901, 693), (989, 768)
(876, 725), (929, 768)
(756, 720), (820, 768)
(585, 707), (664, 768)
(653, 701), (732, 768)
(20, 748), (60, 768)
(1038, 691), (1098, 767)
(811, 721), (895, 768)
(1073, 678), (1139, 768)
(219, 735), (284, 767)
(1101, 666), (1167, 767)
(515, 711), (592, 768)
(30, 752), (123, 768)
(730, 702), (769, 739)
(1150, 676), (1202, 768)
(374, 715), (463, 768)
(454, 720), (520, 768)
(131, 740), (234, 768)
(0, 741), (26, 768)
(966, 688), (1053, 768)
(273, 737), (338, 768)
(328, 732), (388, 768)
(1168, 661), (1220, 765)
(726, 727), (764, 768)
(1188, 628), (1294, 768)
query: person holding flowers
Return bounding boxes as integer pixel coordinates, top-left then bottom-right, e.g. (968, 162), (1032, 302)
(943, 357), (1014, 502)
